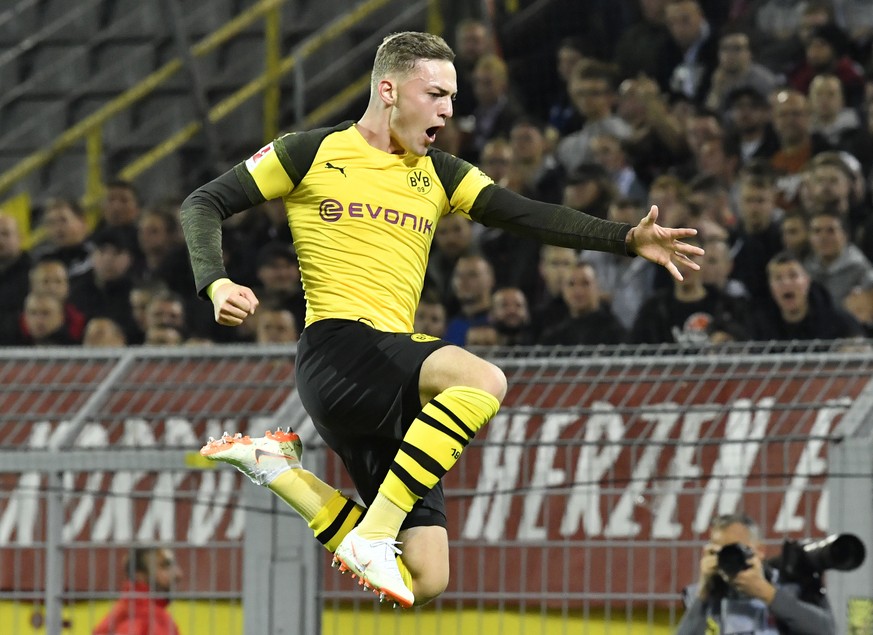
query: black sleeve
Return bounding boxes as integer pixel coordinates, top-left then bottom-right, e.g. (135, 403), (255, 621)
(180, 167), (258, 298)
(468, 184), (634, 256)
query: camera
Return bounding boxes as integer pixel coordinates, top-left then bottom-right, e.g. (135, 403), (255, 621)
(717, 542), (756, 578)
(773, 533), (866, 581)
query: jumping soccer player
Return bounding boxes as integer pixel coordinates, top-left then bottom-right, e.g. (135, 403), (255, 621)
(181, 31), (702, 608)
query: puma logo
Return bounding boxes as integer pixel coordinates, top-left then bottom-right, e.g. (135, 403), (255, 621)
(326, 162), (347, 177)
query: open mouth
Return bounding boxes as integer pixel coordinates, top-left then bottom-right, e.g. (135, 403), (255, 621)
(426, 127), (439, 142)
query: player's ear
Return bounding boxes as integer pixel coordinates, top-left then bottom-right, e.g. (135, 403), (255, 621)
(378, 78), (397, 106)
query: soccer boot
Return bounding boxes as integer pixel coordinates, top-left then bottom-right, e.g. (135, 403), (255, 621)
(332, 527), (414, 608)
(200, 428), (303, 486)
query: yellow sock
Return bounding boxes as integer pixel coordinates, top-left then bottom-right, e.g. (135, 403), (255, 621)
(355, 493), (407, 541)
(360, 386), (500, 540)
(308, 491), (365, 551)
(268, 469), (339, 521)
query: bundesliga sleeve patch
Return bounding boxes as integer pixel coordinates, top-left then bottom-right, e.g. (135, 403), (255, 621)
(245, 142), (275, 172)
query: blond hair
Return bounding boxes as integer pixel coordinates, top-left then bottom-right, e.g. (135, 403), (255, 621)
(371, 31), (454, 89)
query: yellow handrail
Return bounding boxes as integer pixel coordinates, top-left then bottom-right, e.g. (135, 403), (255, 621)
(118, 0), (393, 183)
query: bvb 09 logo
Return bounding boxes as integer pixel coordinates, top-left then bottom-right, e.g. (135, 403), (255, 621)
(407, 169), (433, 194)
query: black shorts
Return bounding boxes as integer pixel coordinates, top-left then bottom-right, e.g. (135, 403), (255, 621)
(295, 319), (452, 529)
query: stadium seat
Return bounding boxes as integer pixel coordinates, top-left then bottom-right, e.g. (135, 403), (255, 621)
(0, 96), (68, 148)
(90, 42), (156, 92)
(0, 0), (40, 45)
(21, 43), (91, 94)
(38, 0), (104, 43)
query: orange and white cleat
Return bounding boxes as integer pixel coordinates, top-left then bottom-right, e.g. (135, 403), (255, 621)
(333, 527), (414, 608)
(200, 428), (303, 486)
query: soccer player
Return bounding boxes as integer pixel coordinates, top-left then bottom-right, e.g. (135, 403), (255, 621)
(181, 31), (702, 608)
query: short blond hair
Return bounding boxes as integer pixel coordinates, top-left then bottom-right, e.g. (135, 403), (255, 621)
(371, 31), (454, 89)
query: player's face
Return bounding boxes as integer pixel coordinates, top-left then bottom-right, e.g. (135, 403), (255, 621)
(390, 59), (456, 156)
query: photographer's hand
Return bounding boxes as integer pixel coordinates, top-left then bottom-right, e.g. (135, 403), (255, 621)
(697, 543), (719, 599)
(732, 555), (776, 604)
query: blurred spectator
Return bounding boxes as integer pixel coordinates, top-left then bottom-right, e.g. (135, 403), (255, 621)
(704, 29), (781, 115)
(476, 287), (533, 346)
(664, 0), (719, 102)
(68, 226), (138, 341)
(842, 286), (873, 336)
(252, 241), (305, 334)
(546, 38), (587, 136)
(82, 317), (127, 347)
(686, 174), (737, 236)
(135, 205), (194, 295)
(28, 258), (86, 342)
(648, 174), (692, 228)
(615, 0), (674, 87)
(755, 0), (834, 74)
(478, 138), (514, 186)
(804, 209), (873, 306)
(673, 106), (723, 181)
(731, 171), (785, 303)
(255, 303), (298, 344)
(584, 198), (656, 330)
(30, 197), (93, 277)
(788, 23), (865, 107)
(14, 291), (78, 346)
(426, 214), (475, 312)
(459, 54), (526, 163)
(806, 151), (871, 240)
(770, 89), (831, 208)
(452, 18), (495, 121)
(129, 279), (169, 345)
(444, 254), (495, 345)
(808, 74), (863, 150)
(723, 86), (781, 165)
(631, 238), (748, 345)
(780, 208), (811, 259)
(413, 290), (447, 338)
(561, 163), (617, 220)
(539, 261), (627, 345)
(556, 61), (631, 175)
(508, 117), (564, 203)
(93, 546), (182, 635)
(616, 76), (689, 185)
(695, 136), (741, 194)
(530, 245), (578, 339)
(98, 180), (144, 269)
(841, 0), (873, 52)
(143, 325), (184, 346)
(0, 212), (31, 344)
(750, 250), (863, 340)
(701, 237), (750, 299)
(144, 290), (187, 339)
(590, 133), (648, 202)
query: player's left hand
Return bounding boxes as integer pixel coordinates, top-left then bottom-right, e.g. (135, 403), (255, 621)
(626, 205), (704, 281)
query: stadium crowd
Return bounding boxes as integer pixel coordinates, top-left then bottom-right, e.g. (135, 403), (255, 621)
(3, 0), (873, 348)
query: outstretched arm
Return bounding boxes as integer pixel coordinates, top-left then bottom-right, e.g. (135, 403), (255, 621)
(626, 205), (703, 281)
(468, 186), (702, 280)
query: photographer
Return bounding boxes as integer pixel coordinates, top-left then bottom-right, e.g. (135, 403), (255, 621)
(676, 513), (835, 635)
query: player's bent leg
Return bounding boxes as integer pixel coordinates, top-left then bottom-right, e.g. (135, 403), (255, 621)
(396, 525), (450, 606)
(201, 429), (364, 551)
(418, 345), (507, 404)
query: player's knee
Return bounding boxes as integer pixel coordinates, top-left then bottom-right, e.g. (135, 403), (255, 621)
(481, 361), (507, 403)
(412, 568), (449, 606)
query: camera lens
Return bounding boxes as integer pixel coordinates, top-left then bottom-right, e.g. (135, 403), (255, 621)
(717, 543), (754, 578)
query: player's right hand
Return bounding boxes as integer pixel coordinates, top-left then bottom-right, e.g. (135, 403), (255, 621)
(211, 282), (259, 326)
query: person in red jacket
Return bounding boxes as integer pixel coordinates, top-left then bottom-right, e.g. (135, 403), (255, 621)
(93, 546), (183, 635)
